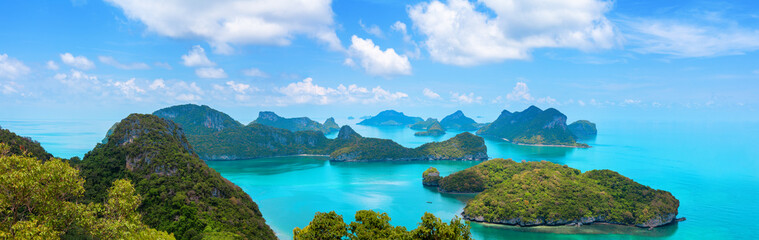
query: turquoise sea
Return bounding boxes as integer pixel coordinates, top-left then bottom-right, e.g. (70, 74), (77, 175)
(2, 119), (758, 239)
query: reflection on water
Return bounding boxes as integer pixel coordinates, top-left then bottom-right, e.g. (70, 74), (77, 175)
(471, 222), (679, 238)
(209, 156), (328, 175)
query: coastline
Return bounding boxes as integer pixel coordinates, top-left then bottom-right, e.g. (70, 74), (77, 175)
(201, 154), (330, 161)
(502, 138), (592, 148)
(462, 213), (684, 229)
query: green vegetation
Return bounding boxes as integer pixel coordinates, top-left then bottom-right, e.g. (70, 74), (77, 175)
(293, 210), (471, 240)
(323, 117), (340, 133)
(358, 110), (423, 126)
(477, 106), (589, 147)
(436, 158), (680, 227)
(440, 110), (479, 131)
(414, 121), (446, 137)
(0, 126), (53, 161)
(0, 143), (173, 239)
(331, 131), (487, 162)
(568, 120), (597, 139)
(253, 111), (339, 134)
(409, 118), (439, 130)
(422, 167), (441, 186)
(153, 104), (243, 136)
(77, 114), (276, 239)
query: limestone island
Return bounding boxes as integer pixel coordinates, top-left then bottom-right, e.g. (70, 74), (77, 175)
(422, 167), (442, 186)
(357, 110), (423, 126)
(414, 119), (446, 137)
(477, 106), (591, 148)
(426, 158), (683, 228)
(440, 110), (480, 131)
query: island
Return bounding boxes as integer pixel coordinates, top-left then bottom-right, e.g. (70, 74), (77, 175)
(153, 104), (488, 161)
(568, 120), (597, 139)
(409, 118), (439, 130)
(477, 106), (590, 147)
(253, 111), (340, 134)
(357, 110), (423, 126)
(422, 167), (442, 186)
(440, 110), (480, 131)
(414, 120), (446, 137)
(430, 158), (682, 228)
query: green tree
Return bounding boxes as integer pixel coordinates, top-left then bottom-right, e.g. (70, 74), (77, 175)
(293, 211), (348, 240)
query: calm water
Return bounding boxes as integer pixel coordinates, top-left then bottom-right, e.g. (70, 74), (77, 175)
(3, 119), (758, 239)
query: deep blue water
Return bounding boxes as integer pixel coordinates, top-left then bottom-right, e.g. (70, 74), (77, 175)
(2, 119), (758, 239)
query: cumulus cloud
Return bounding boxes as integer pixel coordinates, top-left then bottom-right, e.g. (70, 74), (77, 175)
(182, 45), (215, 67)
(625, 19), (759, 57)
(359, 20), (383, 37)
(46, 61), (60, 70)
(106, 0), (342, 53)
(98, 56), (150, 70)
(451, 92), (482, 104)
(408, 0), (617, 65)
(506, 82), (534, 102)
(110, 78), (146, 100)
(346, 35), (411, 76)
(149, 79), (166, 90)
(54, 70), (100, 90)
(422, 88), (441, 99)
(242, 68), (268, 77)
(195, 67), (227, 79)
(226, 81), (256, 94)
(60, 53), (95, 70)
(0, 54), (30, 79)
(276, 77), (407, 105)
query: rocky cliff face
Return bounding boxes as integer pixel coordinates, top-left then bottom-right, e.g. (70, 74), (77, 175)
(153, 104), (243, 135)
(462, 213), (679, 228)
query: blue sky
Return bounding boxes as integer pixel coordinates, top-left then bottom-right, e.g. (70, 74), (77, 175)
(1, 0), (758, 123)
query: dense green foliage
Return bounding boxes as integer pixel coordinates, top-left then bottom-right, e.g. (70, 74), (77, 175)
(153, 104), (243, 136)
(0, 145), (173, 239)
(323, 117), (341, 133)
(437, 158), (679, 227)
(357, 110), (423, 126)
(77, 114), (275, 239)
(477, 106), (587, 147)
(253, 111), (339, 134)
(293, 210), (471, 240)
(568, 120), (597, 139)
(409, 118), (439, 130)
(440, 110), (479, 131)
(414, 120), (446, 137)
(0, 126), (52, 161)
(422, 167), (441, 186)
(331, 131), (487, 161)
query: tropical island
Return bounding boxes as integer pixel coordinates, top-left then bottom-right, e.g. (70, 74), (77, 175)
(422, 167), (442, 186)
(429, 158), (682, 228)
(413, 119), (447, 137)
(440, 110), (480, 131)
(153, 104), (488, 161)
(357, 110), (423, 126)
(409, 118), (439, 130)
(477, 106), (591, 147)
(253, 111), (340, 134)
(568, 120), (598, 139)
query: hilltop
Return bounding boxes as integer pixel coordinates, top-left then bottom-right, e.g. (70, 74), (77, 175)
(153, 104), (243, 135)
(358, 110), (423, 126)
(78, 114), (276, 239)
(440, 110), (479, 131)
(477, 106), (588, 147)
(569, 120), (597, 139)
(253, 111), (339, 134)
(409, 118), (439, 130)
(414, 120), (446, 137)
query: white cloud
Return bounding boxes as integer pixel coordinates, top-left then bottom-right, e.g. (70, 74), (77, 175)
(106, 0), (342, 53)
(54, 70), (100, 90)
(1, 81), (21, 95)
(276, 77), (407, 105)
(242, 68), (268, 77)
(346, 35), (411, 76)
(46, 60), (59, 70)
(621, 99), (641, 106)
(154, 62), (172, 70)
(195, 67), (227, 79)
(182, 45), (215, 67)
(98, 56), (150, 70)
(110, 78), (146, 100)
(149, 79), (166, 90)
(408, 0), (616, 65)
(422, 88), (441, 99)
(0, 54), (30, 79)
(226, 81), (254, 94)
(506, 82), (533, 102)
(391, 21), (409, 41)
(451, 92), (482, 104)
(60, 53), (95, 70)
(359, 20), (383, 37)
(537, 96), (559, 105)
(625, 19), (759, 57)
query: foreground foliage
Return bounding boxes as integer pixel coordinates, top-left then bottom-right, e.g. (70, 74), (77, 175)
(437, 158), (680, 227)
(293, 210), (471, 240)
(0, 145), (173, 239)
(0, 126), (52, 161)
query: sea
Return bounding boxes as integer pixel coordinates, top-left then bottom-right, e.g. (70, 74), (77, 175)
(1, 118), (757, 240)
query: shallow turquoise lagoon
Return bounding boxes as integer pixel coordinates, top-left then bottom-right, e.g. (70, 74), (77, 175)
(4, 120), (758, 239)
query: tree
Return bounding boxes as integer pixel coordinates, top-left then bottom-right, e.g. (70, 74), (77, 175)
(293, 211), (348, 240)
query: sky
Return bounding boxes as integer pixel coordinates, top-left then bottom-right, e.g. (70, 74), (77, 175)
(1, 0), (758, 123)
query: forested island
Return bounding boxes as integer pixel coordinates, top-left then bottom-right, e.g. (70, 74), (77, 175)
(429, 158), (682, 228)
(252, 111), (340, 134)
(568, 120), (598, 139)
(413, 119), (446, 137)
(477, 106), (590, 147)
(358, 110), (423, 126)
(440, 110), (480, 131)
(153, 104), (488, 161)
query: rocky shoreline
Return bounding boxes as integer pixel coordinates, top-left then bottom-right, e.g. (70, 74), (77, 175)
(330, 153), (488, 162)
(462, 213), (685, 229)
